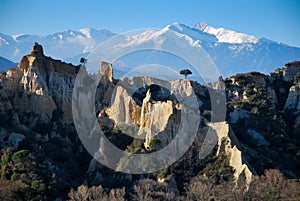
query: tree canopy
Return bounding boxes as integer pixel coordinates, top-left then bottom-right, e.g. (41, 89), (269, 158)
(80, 57), (87, 64)
(180, 69), (192, 79)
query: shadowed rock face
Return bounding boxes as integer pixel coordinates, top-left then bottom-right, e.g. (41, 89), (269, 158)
(285, 84), (300, 112)
(284, 84), (300, 133)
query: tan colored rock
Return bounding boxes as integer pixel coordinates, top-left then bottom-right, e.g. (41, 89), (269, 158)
(138, 90), (174, 149)
(105, 85), (141, 125)
(31, 42), (44, 57)
(1, 43), (84, 125)
(20, 65), (48, 95)
(207, 122), (254, 186)
(104, 76), (200, 149)
(99, 61), (113, 83)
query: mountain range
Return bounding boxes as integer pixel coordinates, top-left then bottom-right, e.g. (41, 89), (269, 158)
(0, 22), (300, 77)
(0, 56), (17, 71)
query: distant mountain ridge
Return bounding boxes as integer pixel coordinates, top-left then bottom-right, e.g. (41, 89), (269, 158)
(0, 28), (116, 63)
(0, 22), (300, 77)
(195, 22), (260, 44)
(0, 56), (17, 72)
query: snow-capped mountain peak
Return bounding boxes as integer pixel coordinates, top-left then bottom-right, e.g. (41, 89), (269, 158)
(195, 22), (209, 31)
(115, 25), (204, 50)
(0, 22), (300, 78)
(78, 28), (95, 39)
(195, 22), (260, 44)
(163, 22), (218, 43)
(78, 28), (114, 39)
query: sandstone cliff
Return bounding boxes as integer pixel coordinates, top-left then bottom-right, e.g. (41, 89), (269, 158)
(97, 66), (253, 184)
(0, 43), (82, 131)
(207, 122), (254, 185)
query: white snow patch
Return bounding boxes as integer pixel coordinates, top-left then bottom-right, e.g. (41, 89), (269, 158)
(195, 22), (259, 44)
(79, 28), (93, 39)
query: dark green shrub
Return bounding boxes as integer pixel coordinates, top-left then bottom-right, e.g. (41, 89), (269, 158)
(51, 108), (64, 122)
(149, 138), (161, 149)
(10, 173), (20, 181)
(11, 150), (30, 163)
(202, 153), (234, 184)
(1, 147), (12, 179)
(126, 138), (145, 153)
(31, 180), (46, 192)
(293, 72), (300, 84)
(158, 166), (170, 178)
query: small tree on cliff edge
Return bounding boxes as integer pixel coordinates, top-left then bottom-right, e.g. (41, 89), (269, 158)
(180, 69), (192, 79)
(80, 57), (87, 66)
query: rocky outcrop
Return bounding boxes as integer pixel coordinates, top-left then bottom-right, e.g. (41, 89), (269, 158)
(267, 87), (278, 104)
(284, 84), (300, 133)
(103, 76), (200, 149)
(98, 68), (256, 181)
(105, 84), (141, 126)
(246, 129), (269, 146)
(207, 122), (254, 185)
(284, 84), (300, 112)
(138, 90), (174, 149)
(229, 107), (250, 124)
(0, 128), (25, 149)
(99, 61), (113, 83)
(1, 43), (83, 129)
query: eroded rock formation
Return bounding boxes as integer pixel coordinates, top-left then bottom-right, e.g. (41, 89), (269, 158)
(0, 42), (82, 130)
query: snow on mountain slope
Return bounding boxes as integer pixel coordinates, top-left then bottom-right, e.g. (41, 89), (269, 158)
(195, 22), (260, 44)
(166, 23), (217, 43)
(0, 22), (300, 78)
(85, 28), (208, 79)
(0, 29), (116, 62)
(110, 23), (300, 77)
(113, 27), (202, 49)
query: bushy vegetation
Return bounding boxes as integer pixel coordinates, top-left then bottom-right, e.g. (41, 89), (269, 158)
(184, 169), (300, 201)
(65, 168), (300, 201)
(0, 148), (49, 200)
(149, 138), (161, 150)
(11, 149), (30, 163)
(293, 72), (300, 84)
(202, 153), (234, 184)
(68, 184), (125, 201)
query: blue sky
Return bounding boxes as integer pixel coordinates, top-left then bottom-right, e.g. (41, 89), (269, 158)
(1, 0), (300, 47)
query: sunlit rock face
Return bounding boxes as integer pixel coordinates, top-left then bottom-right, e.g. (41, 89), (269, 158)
(0, 43), (82, 128)
(207, 122), (254, 186)
(103, 75), (201, 149)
